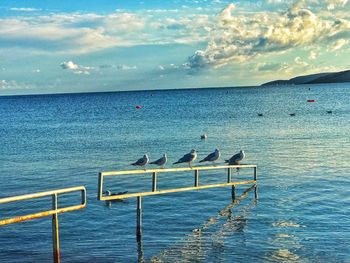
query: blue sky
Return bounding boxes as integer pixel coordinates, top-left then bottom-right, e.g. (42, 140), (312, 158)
(1, 0), (350, 95)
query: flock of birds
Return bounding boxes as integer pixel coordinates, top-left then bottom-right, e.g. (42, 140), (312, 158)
(257, 110), (332, 117)
(131, 149), (246, 169)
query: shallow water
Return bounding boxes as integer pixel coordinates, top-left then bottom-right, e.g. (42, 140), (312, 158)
(0, 84), (349, 262)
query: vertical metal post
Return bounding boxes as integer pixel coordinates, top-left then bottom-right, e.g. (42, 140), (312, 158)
(52, 193), (60, 263)
(254, 185), (259, 200)
(152, 172), (157, 192)
(227, 168), (232, 183)
(98, 172), (103, 200)
(137, 196), (142, 238)
(231, 185), (236, 200)
(254, 167), (257, 181)
(194, 170), (199, 187)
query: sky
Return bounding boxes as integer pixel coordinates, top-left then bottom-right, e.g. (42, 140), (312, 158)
(0, 0), (350, 95)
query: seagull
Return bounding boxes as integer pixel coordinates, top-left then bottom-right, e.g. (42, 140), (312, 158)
(131, 154), (149, 168)
(200, 134), (207, 140)
(326, 110), (332, 114)
(289, 113), (296, 116)
(257, 113), (263, 117)
(104, 190), (128, 206)
(149, 154), (167, 168)
(225, 150), (246, 165)
(173, 149), (197, 167)
(199, 149), (221, 164)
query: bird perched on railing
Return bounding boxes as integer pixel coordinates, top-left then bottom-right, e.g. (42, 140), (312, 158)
(199, 149), (221, 164)
(225, 150), (245, 165)
(173, 149), (197, 167)
(131, 154), (149, 168)
(149, 153), (167, 168)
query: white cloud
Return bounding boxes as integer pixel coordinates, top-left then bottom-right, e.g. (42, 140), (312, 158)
(0, 9), (210, 54)
(0, 79), (30, 90)
(256, 62), (288, 72)
(328, 38), (349, 51)
(60, 61), (92, 74)
(186, 1), (350, 68)
(294, 56), (309, 66)
(61, 61), (79, 70)
(308, 50), (318, 59)
(327, 0), (348, 10)
(10, 7), (41, 12)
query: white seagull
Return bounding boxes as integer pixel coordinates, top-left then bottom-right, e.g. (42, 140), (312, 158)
(199, 149), (221, 164)
(149, 154), (167, 168)
(225, 150), (245, 165)
(173, 149), (197, 167)
(131, 154), (149, 168)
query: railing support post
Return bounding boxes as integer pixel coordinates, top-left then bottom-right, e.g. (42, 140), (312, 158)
(137, 196), (142, 238)
(227, 168), (232, 183)
(98, 172), (103, 201)
(152, 172), (157, 192)
(231, 185), (236, 200)
(254, 167), (257, 181)
(52, 193), (60, 263)
(194, 170), (199, 187)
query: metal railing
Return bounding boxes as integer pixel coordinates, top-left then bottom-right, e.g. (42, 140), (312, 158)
(0, 186), (86, 263)
(98, 164), (257, 237)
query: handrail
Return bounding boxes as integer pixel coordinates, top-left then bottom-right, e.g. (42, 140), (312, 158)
(0, 186), (86, 263)
(98, 164), (257, 238)
(98, 164), (257, 201)
(0, 186), (86, 225)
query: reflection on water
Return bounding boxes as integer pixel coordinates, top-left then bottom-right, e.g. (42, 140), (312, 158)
(148, 185), (257, 262)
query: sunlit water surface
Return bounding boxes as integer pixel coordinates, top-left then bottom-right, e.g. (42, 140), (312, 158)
(0, 84), (349, 262)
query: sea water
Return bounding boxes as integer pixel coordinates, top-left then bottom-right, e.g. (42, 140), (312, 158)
(0, 84), (349, 262)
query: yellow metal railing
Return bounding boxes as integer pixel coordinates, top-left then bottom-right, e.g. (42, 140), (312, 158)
(0, 186), (86, 263)
(98, 164), (257, 237)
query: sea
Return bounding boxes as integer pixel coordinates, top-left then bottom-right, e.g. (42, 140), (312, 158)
(0, 83), (349, 262)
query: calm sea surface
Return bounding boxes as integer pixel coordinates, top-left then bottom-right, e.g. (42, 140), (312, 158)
(0, 84), (349, 262)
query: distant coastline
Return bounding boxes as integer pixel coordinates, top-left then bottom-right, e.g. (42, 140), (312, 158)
(261, 69), (350, 86)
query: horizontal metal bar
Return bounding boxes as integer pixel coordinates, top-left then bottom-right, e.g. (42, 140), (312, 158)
(0, 186), (86, 226)
(101, 180), (256, 200)
(100, 164), (257, 177)
(0, 186), (86, 204)
(0, 204), (86, 226)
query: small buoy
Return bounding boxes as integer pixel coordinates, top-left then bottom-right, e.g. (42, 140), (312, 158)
(326, 110), (332, 114)
(200, 134), (207, 140)
(307, 99), (316, 102)
(257, 113), (263, 117)
(135, 105), (142, 109)
(289, 113), (296, 116)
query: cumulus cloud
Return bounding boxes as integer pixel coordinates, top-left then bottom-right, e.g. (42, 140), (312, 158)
(60, 61), (92, 74)
(186, 0), (350, 69)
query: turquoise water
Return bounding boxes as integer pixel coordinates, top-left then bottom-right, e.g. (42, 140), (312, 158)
(0, 84), (349, 262)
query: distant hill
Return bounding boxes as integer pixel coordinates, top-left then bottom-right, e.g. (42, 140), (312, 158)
(261, 70), (350, 86)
